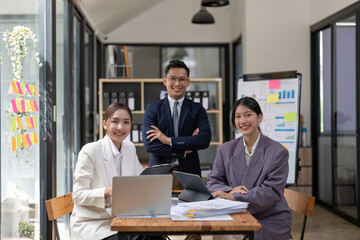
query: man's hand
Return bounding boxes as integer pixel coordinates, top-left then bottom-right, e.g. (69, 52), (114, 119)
(146, 125), (171, 145)
(185, 128), (200, 154)
(212, 190), (235, 201)
(230, 185), (249, 194)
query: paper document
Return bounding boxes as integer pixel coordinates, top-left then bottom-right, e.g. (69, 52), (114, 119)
(171, 198), (248, 219)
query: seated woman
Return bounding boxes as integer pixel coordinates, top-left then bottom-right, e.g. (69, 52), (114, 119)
(70, 103), (161, 240)
(207, 97), (291, 240)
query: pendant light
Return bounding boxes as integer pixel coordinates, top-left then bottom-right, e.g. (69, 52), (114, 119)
(202, 0), (229, 7)
(192, 6), (215, 24)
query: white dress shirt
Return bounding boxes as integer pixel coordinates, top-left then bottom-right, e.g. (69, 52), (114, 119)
(243, 132), (261, 166)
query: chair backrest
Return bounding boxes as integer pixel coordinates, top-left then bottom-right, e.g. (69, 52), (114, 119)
(284, 188), (315, 240)
(45, 193), (74, 221)
(284, 188), (315, 217)
(45, 193), (74, 240)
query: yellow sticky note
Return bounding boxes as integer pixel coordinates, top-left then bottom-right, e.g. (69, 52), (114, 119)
(267, 94), (279, 103)
(284, 112), (297, 122)
(11, 118), (17, 132)
(16, 135), (21, 148)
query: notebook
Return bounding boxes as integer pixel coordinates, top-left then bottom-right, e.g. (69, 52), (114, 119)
(111, 175), (173, 217)
(172, 171), (214, 202)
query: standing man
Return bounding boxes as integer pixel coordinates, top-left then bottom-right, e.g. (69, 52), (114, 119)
(142, 60), (211, 176)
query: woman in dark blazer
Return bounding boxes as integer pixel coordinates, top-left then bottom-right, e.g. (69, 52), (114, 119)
(207, 97), (291, 240)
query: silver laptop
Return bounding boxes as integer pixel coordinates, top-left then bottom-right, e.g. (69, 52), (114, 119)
(111, 175), (173, 217)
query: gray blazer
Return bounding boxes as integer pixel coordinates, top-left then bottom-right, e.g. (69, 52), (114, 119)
(207, 134), (291, 240)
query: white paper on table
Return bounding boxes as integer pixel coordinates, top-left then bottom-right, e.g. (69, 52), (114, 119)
(171, 214), (233, 221)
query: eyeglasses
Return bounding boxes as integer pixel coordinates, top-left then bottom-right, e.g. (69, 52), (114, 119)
(167, 76), (188, 84)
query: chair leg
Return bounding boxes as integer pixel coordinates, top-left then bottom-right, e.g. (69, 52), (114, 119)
(300, 216), (308, 240)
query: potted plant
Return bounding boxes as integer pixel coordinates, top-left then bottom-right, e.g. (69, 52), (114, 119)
(18, 221), (35, 240)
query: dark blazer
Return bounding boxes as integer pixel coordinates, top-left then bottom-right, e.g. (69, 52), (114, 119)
(207, 134), (291, 240)
(142, 97), (211, 176)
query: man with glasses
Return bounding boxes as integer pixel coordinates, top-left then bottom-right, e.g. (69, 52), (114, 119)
(142, 60), (211, 177)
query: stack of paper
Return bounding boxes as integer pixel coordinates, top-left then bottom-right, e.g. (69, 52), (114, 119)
(171, 198), (248, 220)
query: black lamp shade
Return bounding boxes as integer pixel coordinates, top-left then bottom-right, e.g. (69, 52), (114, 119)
(192, 7), (215, 24)
(202, 0), (229, 7)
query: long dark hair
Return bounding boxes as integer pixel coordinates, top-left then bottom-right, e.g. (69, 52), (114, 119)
(231, 97), (263, 128)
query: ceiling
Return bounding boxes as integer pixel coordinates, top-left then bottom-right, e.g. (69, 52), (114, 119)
(75, 0), (165, 35)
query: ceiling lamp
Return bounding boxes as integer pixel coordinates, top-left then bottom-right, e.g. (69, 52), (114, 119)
(192, 6), (215, 24)
(202, 0), (229, 7)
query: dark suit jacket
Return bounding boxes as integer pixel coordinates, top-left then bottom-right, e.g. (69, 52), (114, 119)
(142, 97), (211, 176)
(207, 134), (291, 240)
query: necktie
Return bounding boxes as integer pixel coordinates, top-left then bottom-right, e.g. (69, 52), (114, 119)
(173, 101), (179, 137)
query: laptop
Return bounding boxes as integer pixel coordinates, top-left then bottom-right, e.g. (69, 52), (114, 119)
(172, 171), (215, 202)
(111, 175), (173, 217)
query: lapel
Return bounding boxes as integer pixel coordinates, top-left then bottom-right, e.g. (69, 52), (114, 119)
(178, 98), (190, 135)
(162, 98), (175, 136)
(241, 134), (266, 189)
(229, 137), (247, 186)
(101, 135), (118, 186)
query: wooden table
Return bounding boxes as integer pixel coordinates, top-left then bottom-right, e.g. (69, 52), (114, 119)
(111, 211), (261, 240)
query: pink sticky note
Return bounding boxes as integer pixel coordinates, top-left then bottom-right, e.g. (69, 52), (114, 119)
(25, 134), (33, 146)
(16, 81), (24, 95)
(21, 100), (26, 112)
(33, 100), (39, 111)
(30, 117), (35, 128)
(11, 99), (18, 112)
(25, 84), (32, 96)
(269, 80), (281, 89)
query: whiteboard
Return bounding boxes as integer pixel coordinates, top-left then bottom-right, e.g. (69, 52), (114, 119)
(237, 74), (301, 184)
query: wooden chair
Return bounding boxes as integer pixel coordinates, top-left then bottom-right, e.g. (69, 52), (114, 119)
(45, 193), (74, 240)
(284, 188), (315, 240)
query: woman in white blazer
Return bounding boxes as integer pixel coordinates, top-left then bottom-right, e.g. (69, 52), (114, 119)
(70, 103), (150, 240)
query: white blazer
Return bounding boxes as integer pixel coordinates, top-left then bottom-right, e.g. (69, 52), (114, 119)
(70, 135), (143, 240)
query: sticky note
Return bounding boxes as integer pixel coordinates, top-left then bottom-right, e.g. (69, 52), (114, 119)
(25, 84), (33, 96)
(12, 138), (16, 152)
(16, 117), (24, 130)
(285, 112), (297, 122)
(21, 100), (26, 112)
(25, 117), (33, 129)
(20, 83), (26, 96)
(284, 145), (289, 150)
(32, 86), (40, 96)
(16, 81), (24, 95)
(11, 81), (19, 94)
(16, 135), (21, 148)
(33, 117), (38, 128)
(8, 85), (13, 94)
(16, 100), (22, 112)
(25, 100), (31, 112)
(26, 134), (32, 146)
(33, 132), (38, 143)
(22, 134), (29, 147)
(267, 94), (279, 103)
(269, 80), (280, 89)
(33, 100), (39, 111)
(30, 117), (35, 128)
(11, 99), (18, 112)
(11, 118), (17, 132)
(30, 101), (36, 111)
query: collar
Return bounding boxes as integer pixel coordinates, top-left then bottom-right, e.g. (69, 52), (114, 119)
(106, 134), (123, 157)
(167, 95), (185, 106)
(243, 132), (261, 156)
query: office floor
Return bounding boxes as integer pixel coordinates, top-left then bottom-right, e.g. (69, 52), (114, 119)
(168, 204), (360, 240)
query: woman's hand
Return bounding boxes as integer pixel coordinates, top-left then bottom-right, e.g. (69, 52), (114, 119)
(105, 187), (112, 197)
(212, 190), (235, 201)
(230, 185), (249, 194)
(146, 125), (171, 145)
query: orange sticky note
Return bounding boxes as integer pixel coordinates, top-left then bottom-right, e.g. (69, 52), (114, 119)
(25, 117), (33, 129)
(16, 117), (24, 130)
(11, 81), (19, 94)
(33, 132), (38, 143)
(32, 86), (40, 96)
(284, 145), (289, 150)
(30, 101), (36, 111)
(12, 137), (16, 152)
(22, 134), (29, 147)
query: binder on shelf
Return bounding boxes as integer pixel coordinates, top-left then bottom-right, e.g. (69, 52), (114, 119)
(132, 124), (139, 143)
(193, 91), (201, 103)
(103, 91), (110, 110)
(111, 92), (118, 103)
(201, 91), (209, 110)
(186, 91), (193, 100)
(127, 91), (135, 110)
(139, 124), (143, 142)
(118, 91), (127, 105)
